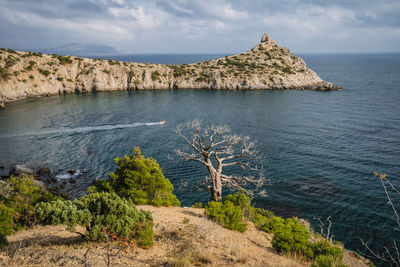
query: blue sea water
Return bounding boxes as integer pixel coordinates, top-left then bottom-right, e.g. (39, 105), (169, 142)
(0, 53), (399, 263)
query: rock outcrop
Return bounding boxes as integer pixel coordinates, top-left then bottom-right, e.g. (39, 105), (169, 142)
(0, 33), (341, 108)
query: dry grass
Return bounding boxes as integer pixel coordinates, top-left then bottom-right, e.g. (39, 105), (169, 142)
(0, 206), (371, 267)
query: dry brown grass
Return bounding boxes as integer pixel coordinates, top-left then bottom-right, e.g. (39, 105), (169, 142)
(0, 205), (371, 267)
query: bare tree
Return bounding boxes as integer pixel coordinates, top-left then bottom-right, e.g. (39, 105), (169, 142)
(361, 172), (400, 266)
(314, 216), (335, 244)
(174, 119), (267, 201)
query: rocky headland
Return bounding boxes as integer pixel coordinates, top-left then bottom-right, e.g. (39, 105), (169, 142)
(0, 34), (341, 108)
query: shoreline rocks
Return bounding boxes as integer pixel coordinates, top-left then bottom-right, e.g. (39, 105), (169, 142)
(1, 164), (86, 199)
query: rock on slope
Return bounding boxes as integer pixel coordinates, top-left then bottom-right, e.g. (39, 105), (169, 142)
(0, 205), (369, 267)
(0, 33), (340, 108)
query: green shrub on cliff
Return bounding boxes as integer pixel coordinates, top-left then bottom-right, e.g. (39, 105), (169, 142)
(0, 175), (57, 246)
(1, 176), (57, 229)
(36, 192), (154, 247)
(38, 68), (51, 77)
(204, 194), (274, 233)
(0, 66), (11, 81)
(151, 71), (160, 81)
(267, 217), (314, 258)
(0, 202), (14, 246)
(205, 199), (247, 232)
(261, 216), (344, 264)
(90, 147), (180, 207)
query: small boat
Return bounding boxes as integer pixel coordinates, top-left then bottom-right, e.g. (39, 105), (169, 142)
(160, 120), (166, 124)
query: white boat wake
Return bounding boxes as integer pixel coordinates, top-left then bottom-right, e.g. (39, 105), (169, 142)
(1, 122), (165, 137)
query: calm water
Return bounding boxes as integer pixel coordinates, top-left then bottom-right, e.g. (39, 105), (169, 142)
(0, 53), (399, 262)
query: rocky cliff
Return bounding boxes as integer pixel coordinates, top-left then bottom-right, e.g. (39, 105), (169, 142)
(0, 34), (340, 108)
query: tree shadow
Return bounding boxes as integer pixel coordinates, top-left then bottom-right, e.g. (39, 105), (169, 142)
(181, 209), (205, 218)
(5, 232), (86, 251)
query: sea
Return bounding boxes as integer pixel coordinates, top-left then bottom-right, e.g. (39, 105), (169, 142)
(0, 53), (399, 264)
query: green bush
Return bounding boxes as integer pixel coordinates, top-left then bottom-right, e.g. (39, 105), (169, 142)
(191, 202), (206, 208)
(205, 199), (247, 233)
(57, 56), (73, 65)
(151, 71), (160, 81)
(312, 240), (343, 262)
(311, 254), (346, 267)
(269, 217), (314, 259)
(1, 176), (56, 229)
(261, 215), (345, 264)
(0, 176), (57, 246)
(0, 202), (14, 246)
(223, 194), (252, 215)
(0, 66), (11, 81)
(251, 207), (275, 227)
(90, 147), (180, 207)
(203, 194), (275, 233)
(107, 59), (120, 66)
(38, 68), (51, 77)
(36, 192), (154, 247)
(223, 194), (274, 227)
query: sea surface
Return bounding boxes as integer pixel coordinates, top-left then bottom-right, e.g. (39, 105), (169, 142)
(1, 53), (400, 263)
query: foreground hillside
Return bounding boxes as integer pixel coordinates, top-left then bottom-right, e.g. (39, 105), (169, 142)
(0, 34), (340, 108)
(0, 205), (369, 267)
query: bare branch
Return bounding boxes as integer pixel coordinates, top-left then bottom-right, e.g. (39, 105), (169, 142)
(380, 176), (400, 228)
(314, 216), (334, 244)
(360, 172), (400, 265)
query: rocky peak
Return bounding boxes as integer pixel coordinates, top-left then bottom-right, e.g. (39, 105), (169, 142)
(261, 33), (270, 43)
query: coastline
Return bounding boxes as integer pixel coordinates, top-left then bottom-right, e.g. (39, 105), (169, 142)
(0, 34), (342, 109)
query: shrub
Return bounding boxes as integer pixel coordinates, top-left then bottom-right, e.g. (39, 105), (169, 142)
(6, 48), (17, 54)
(281, 66), (294, 74)
(151, 71), (160, 81)
(311, 254), (346, 267)
(29, 75), (34, 80)
(197, 73), (211, 82)
(312, 240), (343, 262)
(36, 192), (154, 247)
(223, 194), (274, 227)
(170, 66), (186, 77)
(108, 59), (120, 66)
(38, 68), (51, 77)
(0, 202), (14, 246)
(0, 176), (57, 246)
(0, 66), (11, 81)
(57, 56), (73, 65)
(205, 198), (247, 233)
(90, 147), (180, 207)
(191, 202), (206, 208)
(270, 217), (314, 259)
(2, 176), (56, 229)
(251, 207), (275, 227)
(35, 198), (91, 231)
(57, 76), (64, 82)
(261, 216), (345, 264)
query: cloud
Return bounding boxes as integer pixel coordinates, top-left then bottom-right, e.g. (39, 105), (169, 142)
(0, 0), (399, 53)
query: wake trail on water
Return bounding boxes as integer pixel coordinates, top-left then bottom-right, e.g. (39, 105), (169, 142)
(1, 122), (165, 137)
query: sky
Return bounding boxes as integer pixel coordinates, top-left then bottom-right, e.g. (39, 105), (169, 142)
(0, 0), (399, 54)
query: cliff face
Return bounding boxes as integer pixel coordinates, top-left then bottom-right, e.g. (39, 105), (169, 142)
(0, 34), (339, 108)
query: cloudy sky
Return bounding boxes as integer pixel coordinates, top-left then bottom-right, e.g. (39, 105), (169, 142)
(0, 0), (399, 54)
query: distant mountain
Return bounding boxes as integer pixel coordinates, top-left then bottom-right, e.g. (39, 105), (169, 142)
(35, 43), (119, 56)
